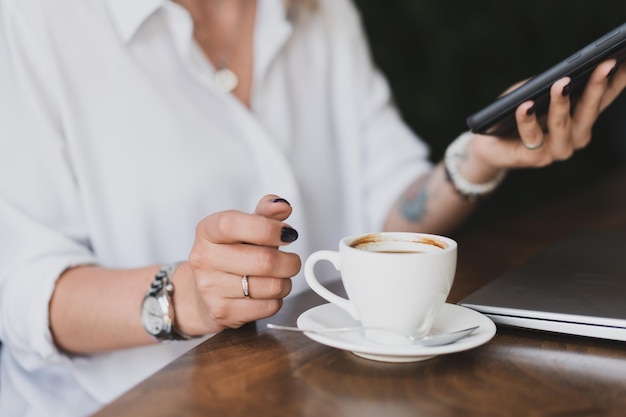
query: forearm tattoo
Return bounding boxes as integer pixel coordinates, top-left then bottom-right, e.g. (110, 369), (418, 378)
(399, 173), (434, 223)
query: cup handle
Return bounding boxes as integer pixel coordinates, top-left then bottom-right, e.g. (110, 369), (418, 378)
(304, 250), (359, 319)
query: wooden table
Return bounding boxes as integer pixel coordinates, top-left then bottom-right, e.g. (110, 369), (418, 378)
(94, 168), (626, 417)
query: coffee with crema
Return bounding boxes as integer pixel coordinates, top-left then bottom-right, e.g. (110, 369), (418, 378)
(370, 249), (425, 254)
(349, 233), (448, 252)
(348, 233), (447, 255)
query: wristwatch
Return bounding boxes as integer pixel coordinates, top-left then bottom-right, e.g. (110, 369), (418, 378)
(140, 262), (195, 341)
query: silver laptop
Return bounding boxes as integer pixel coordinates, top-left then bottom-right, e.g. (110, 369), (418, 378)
(459, 229), (626, 341)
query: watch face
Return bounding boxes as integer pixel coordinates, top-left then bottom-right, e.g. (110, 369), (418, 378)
(142, 297), (165, 336)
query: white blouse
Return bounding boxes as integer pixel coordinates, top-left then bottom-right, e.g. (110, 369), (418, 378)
(0, 0), (432, 415)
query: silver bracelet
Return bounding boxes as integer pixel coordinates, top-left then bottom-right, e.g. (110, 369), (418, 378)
(444, 131), (507, 200)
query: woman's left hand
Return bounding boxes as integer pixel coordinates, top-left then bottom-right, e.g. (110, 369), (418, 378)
(466, 59), (626, 181)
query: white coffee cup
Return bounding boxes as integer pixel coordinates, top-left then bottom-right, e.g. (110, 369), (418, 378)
(304, 232), (457, 345)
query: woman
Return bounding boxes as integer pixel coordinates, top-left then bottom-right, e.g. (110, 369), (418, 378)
(0, 0), (624, 416)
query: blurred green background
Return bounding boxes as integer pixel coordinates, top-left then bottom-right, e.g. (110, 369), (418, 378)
(352, 1), (626, 228)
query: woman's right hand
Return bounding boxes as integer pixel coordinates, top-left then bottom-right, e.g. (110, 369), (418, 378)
(173, 195), (302, 337)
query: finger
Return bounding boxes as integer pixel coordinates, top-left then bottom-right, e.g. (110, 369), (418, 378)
(207, 297), (285, 330)
(197, 242), (302, 280)
(194, 269), (294, 300)
(233, 297), (284, 324)
(254, 194), (293, 222)
(546, 76), (573, 134)
(571, 59), (616, 147)
(198, 210), (298, 246)
(239, 274), (293, 299)
(516, 100), (546, 152)
(545, 77), (574, 158)
(600, 61), (626, 111)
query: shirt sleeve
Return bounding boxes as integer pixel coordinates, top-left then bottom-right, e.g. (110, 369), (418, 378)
(323, 0), (433, 232)
(0, 2), (96, 370)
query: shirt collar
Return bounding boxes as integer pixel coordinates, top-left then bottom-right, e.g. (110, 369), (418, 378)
(103, 0), (293, 89)
(104, 0), (292, 45)
(104, 0), (166, 43)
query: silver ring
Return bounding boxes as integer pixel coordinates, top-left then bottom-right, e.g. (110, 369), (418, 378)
(242, 275), (250, 298)
(523, 139), (545, 150)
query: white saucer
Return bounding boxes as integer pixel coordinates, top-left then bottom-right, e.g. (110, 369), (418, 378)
(296, 303), (496, 363)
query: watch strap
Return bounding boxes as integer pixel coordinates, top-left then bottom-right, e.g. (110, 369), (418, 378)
(144, 262), (197, 341)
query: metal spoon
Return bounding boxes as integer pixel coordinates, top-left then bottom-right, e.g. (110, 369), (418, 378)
(266, 323), (479, 347)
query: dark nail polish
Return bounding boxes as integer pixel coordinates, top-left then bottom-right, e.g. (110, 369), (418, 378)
(281, 227), (298, 242)
(526, 104), (536, 116)
(607, 65), (617, 78)
(271, 198), (291, 206)
(562, 81), (573, 96)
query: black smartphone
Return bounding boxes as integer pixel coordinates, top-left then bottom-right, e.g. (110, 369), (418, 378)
(466, 22), (626, 138)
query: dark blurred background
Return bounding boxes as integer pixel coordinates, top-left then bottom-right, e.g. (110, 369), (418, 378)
(352, 1), (626, 229)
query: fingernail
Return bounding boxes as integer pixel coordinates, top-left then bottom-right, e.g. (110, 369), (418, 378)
(281, 227), (298, 242)
(526, 104), (536, 116)
(271, 198), (291, 206)
(562, 81), (573, 96)
(607, 65), (617, 78)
